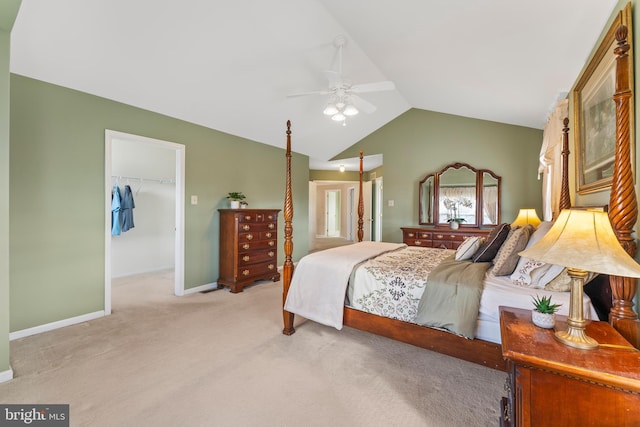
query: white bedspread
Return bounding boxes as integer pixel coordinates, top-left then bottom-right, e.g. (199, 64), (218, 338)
(284, 241), (406, 329)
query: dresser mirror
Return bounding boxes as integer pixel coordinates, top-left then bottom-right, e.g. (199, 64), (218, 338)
(419, 162), (501, 227)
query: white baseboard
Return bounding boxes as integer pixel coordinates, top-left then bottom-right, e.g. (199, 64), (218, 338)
(0, 367), (13, 383)
(183, 282), (218, 294)
(9, 310), (105, 340)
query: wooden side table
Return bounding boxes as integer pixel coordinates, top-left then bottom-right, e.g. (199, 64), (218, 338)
(499, 306), (640, 427)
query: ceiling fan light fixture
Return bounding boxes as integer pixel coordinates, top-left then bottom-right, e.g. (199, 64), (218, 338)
(332, 112), (346, 122)
(323, 104), (338, 116)
(343, 104), (359, 116)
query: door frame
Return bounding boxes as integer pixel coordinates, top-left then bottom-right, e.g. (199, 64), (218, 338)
(104, 130), (186, 315)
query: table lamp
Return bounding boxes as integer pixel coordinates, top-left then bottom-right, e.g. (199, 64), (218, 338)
(519, 209), (640, 349)
(511, 208), (541, 228)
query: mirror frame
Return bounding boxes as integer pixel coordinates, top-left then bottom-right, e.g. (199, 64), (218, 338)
(419, 162), (501, 227)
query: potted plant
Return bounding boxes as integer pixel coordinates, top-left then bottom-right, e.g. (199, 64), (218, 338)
(227, 192), (246, 209)
(531, 295), (561, 329)
(447, 217), (465, 230)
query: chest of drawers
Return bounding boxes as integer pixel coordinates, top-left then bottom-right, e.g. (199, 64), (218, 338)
(217, 209), (280, 293)
(400, 227), (490, 249)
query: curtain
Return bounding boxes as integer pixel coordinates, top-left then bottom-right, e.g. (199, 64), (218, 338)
(539, 99), (569, 221)
(483, 186), (498, 224)
(440, 187), (476, 222)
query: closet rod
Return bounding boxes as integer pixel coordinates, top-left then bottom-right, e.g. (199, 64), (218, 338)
(111, 175), (175, 184)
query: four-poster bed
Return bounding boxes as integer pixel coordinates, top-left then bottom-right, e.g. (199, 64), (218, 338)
(281, 25), (639, 371)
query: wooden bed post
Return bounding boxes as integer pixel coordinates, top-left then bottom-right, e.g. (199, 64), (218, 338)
(558, 117), (571, 213)
(282, 120), (296, 336)
(607, 25), (640, 348)
(357, 150), (364, 242)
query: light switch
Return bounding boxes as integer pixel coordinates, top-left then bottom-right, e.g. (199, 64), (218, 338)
(191, 195), (198, 205)
(388, 200), (394, 207)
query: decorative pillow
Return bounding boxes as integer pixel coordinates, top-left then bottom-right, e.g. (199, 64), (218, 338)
(491, 225), (533, 276)
(472, 223), (511, 263)
(455, 236), (484, 261)
(510, 258), (546, 287)
(545, 269), (598, 292)
(509, 221), (559, 287)
(545, 268), (571, 292)
(510, 260), (564, 288)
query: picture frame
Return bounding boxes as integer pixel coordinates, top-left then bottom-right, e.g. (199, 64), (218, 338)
(573, 4), (634, 194)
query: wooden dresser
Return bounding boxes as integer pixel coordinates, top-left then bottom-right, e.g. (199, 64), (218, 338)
(499, 306), (640, 427)
(400, 227), (490, 249)
(217, 209), (280, 293)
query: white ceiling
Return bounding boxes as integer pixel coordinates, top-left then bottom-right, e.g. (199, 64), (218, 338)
(10, 0), (617, 170)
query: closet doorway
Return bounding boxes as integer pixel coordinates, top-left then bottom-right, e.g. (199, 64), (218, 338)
(104, 130), (185, 315)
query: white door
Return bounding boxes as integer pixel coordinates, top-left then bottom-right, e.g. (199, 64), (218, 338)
(375, 177), (383, 242)
(325, 190), (341, 237)
(362, 180), (373, 241)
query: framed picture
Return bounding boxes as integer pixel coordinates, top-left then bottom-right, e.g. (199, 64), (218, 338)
(573, 5), (634, 194)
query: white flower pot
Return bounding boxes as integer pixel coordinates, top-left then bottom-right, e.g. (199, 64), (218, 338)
(532, 310), (556, 329)
(230, 201), (240, 209)
(450, 221), (459, 230)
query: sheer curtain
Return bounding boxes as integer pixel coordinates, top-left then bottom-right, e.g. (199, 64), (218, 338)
(483, 186), (498, 224)
(539, 99), (568, 221)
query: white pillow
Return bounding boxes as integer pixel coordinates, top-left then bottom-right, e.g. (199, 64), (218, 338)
(455, 236), (483, 261)
(510, 221), (563, 287)
(510, 258), (545, 287)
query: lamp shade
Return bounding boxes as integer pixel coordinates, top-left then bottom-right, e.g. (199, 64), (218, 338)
(519, 209), (640, 278)
(511, 208), (541, 228)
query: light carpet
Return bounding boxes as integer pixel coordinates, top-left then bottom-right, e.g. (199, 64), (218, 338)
(0, 270), (505, 426)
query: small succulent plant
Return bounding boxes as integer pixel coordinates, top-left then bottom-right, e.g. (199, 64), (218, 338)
(532, 295), (562, 314)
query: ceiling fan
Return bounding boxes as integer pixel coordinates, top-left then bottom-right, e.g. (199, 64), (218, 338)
(288, 35), (395, 125)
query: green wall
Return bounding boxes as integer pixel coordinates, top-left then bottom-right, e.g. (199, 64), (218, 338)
(1, 0), (21, 379)
(9, 75), (309, 332)
(335, 108), (543, 242)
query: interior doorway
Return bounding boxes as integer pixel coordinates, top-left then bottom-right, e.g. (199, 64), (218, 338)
(104, 130), (185, 315)
(325, 189), (341, 237)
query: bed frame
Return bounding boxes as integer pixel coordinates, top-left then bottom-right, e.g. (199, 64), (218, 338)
(281, 25), (639, 371)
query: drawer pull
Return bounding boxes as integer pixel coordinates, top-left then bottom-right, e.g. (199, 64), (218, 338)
(243, 225), (251, 231)
(242, 269), (250, 276)
(244, 215), (252, 221)
(246, 234), (253, 240)
(420, 233), (429, 238)
(243, 255), (250, 262)
(268, 251), (275, 257)
(268, 241), (275, 247)
(268, 223), (275, 229)
(408, 232), (415, 237)
(450, 235), (456, 239)
(436, 234), (444, 239)
(415, 240), (422, 245)
(268, 264), (275, 270)
(265, 232), (272, 238)
(242, 243), (250, 250)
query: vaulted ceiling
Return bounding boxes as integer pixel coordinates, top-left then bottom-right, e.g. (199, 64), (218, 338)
(10, 0), (618, 170)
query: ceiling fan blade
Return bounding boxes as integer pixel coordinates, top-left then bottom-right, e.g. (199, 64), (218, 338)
(287, 89), (333, 98)
(351, 94), (377, 114)
(350, 81), (395, 93)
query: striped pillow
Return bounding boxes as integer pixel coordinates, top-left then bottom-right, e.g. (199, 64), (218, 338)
(455, 236), (484, 261)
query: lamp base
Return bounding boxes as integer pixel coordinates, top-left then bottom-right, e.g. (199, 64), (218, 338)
(555, 327), (598, 350)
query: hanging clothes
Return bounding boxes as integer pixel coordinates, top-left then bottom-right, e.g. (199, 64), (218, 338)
(121, 184), (136, 232)
(111, 185), (122, 236)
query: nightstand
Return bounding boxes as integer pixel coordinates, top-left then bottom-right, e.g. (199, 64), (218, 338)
(499, 306), (640, 427)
